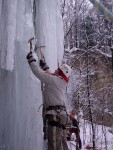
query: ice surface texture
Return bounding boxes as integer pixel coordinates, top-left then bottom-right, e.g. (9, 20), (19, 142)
(0, 0), (64, 150)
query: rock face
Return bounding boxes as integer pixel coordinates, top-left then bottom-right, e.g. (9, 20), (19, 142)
(65, 48), (113, 126)
(0, 0), (64, 150)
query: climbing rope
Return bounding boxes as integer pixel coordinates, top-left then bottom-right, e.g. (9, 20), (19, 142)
(89, 0), (113, 24)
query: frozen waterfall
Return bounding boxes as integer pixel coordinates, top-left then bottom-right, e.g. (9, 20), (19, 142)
(0, 0), (64, 150)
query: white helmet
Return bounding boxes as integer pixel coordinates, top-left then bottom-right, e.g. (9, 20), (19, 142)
(59, 64), (72, 78)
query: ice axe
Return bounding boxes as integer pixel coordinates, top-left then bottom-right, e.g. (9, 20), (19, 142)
(34, 45), (46, 61)
(28, 36), (35, 52)
(28, 37), (46, 61)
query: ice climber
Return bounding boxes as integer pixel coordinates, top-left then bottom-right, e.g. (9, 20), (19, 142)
(26, 51), (72, 150)
(69, 112), (82, 150)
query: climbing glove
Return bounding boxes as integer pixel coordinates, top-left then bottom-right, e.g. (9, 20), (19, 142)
(39, 59), (49, 71)
(26, 52), (36, 64)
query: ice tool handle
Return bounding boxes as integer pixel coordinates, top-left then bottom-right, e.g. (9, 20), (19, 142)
(28, 36), (35, 52)
(35, 45), (46, 62)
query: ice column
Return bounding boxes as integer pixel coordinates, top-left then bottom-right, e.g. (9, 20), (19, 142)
(0, 0), (17, 71)
(34, 0), (64, 71)
(0, 0), (64, 150)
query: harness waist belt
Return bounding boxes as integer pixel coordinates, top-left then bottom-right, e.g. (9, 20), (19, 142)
(46, 105), (66, 111)
(48, 121), (66, 129)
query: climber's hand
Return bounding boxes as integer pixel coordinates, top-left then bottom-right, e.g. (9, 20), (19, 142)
(39, 59), (49, 71)
(26, 52), (36, 64)
(26, 51), (33, 59)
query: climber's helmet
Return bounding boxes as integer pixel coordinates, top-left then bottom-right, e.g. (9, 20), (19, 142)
(59, 64), (72, 78)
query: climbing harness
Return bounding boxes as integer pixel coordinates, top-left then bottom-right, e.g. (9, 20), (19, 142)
(46, 105), (66, 111)
(48, 120), (66, 130)
(46, 105), (68, 128)
(45, 108), (68, 150)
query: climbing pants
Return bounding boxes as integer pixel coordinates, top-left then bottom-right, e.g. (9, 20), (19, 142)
(46, 114), (69, 150)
